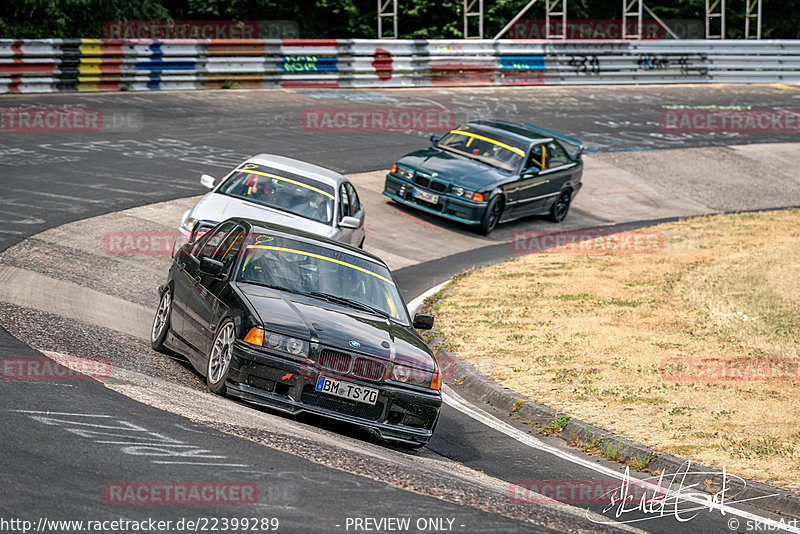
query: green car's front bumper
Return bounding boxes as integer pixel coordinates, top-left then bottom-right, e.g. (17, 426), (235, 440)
(383, 173), (487, 226)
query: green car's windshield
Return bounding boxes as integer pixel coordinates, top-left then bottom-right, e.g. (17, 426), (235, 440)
(237, 234), (408, 323)
(437, 127), (526, 171)
(218, 163), (335, 225)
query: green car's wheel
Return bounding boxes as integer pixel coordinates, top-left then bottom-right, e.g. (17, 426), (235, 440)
(478, 196), (503, 235)
(549, 189), (572, 223)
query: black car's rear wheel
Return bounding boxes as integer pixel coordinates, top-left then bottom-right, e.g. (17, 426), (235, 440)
(207, 318), (235, 395)
(151, 289), (172, 352)
(549, 189), (572, 222)
(478, 195), (503, 235)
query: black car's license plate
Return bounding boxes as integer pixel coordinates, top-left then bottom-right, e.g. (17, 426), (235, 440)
(315, 376), (379, 405)
(412, 188), (439, 204)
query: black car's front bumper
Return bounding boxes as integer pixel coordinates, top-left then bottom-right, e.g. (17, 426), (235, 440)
(383, 173), (487, 226)
(226, 341), (442, 447)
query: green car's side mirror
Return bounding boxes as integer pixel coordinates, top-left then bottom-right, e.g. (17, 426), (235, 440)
(430, 135), (439, 144)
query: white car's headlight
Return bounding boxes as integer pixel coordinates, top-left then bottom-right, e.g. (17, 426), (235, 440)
(180, 212), (197, 233)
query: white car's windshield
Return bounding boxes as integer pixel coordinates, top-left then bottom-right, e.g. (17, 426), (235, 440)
(237, 233), (408, 323)
(218, 163), (335, 225)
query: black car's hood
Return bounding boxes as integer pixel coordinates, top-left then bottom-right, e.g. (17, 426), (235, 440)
(237, 283), (435, 371)
(398, 146), (512, 190)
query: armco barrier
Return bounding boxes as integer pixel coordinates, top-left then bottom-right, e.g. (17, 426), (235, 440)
(1, 38), (799, 93)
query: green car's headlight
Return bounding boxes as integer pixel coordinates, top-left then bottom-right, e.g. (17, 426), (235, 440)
(391, 164), (415, 180)
(450, 186), (475, 199)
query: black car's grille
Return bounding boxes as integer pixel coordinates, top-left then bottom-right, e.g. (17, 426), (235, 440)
(316, 350), (387, 382)
(301, 385), (384, 420)
(352, 357), (386, 381)
(429, 181), (447, 193)
(318, 349), (351, 374)
(414, 175), (430, 188)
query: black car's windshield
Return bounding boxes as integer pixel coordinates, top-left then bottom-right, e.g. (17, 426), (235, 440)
(237, 233), (408, 323)
(218, 163), (335, 225)
(436, 127), (526, 171)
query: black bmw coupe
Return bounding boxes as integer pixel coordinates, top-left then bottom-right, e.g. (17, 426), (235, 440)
(151, 217), (441, 448)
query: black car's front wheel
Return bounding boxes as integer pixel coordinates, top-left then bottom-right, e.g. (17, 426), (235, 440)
(207, 318), (235, 395)
(478, 195), (503, 235)
(549, 189), (572, 223)
(151, 288), (172, 352)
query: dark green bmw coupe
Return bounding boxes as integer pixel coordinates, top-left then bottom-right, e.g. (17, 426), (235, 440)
(383, 119), (584, 235)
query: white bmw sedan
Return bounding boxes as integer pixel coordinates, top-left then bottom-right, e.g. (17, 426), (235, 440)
(175, 154), (366, 254)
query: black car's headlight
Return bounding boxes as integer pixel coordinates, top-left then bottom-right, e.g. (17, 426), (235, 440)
(391, 164), (415, 180)
(244, 327), (309, 357)
(391, 362), (441, 391)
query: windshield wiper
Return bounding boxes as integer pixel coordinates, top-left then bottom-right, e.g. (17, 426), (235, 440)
(309, 292), (392, 319)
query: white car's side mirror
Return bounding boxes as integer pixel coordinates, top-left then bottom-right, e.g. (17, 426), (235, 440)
(339, 216), (360, 229)
(200, 174), (216, 189)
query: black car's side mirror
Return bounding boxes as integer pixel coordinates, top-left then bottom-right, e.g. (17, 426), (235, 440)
(430, 135), (439, 144)
(199, 257), (225, 278)
(413, 313), (435, 330)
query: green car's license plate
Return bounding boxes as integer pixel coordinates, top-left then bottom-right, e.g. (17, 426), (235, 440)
(413, 188), (439, 204)
(315, 376), (379, 405)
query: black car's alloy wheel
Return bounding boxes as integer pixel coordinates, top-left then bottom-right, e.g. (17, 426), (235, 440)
(151, 289), (172, 351)
(207, 319), (235, 395)
(478, 196), (503, 235)
(549, 189), (572, 222)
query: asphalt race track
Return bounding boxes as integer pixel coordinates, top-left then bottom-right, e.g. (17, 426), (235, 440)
(2, 84), (800, 533)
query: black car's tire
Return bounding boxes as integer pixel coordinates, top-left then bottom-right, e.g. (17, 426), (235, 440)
(150, 288), (172, 352)
(477, 195), (503, 235)
(206, 318), (235, 395)
(549, 189), (572, 223)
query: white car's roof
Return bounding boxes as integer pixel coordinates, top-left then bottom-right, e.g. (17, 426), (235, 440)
(246, 154), (347, 188)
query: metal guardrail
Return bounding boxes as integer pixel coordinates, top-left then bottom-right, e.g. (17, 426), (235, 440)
(1, 38), (799, 93)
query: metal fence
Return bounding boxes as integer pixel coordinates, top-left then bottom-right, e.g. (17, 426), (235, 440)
(1, 38), (799, 93)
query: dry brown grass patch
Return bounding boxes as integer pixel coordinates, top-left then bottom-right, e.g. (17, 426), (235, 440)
(433, 209), (800, 491)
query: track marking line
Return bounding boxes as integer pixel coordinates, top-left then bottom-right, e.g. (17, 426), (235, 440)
(151, 461), (249, 467)
(13, 410), (113, 417)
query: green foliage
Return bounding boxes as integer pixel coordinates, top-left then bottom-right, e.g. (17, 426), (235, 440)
(0, 0), (798, 39)
(0, 0), (170, 38)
